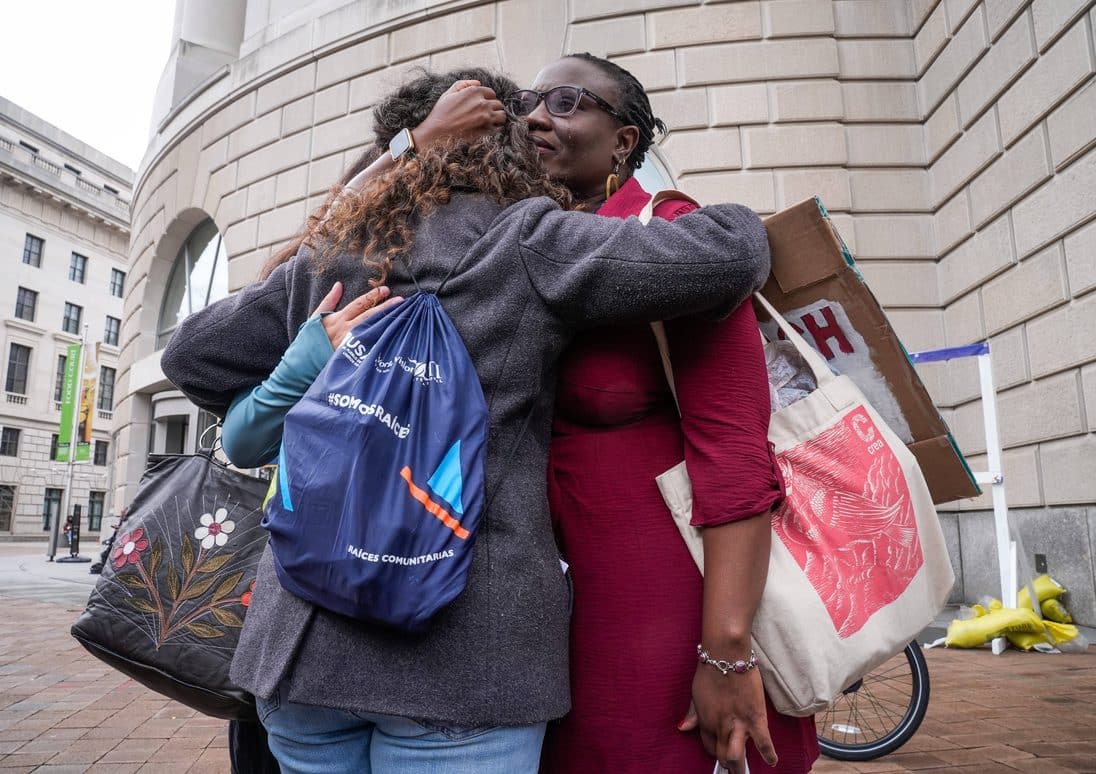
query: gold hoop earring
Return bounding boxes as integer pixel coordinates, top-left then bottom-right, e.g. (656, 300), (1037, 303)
(604, 159), (622, 201)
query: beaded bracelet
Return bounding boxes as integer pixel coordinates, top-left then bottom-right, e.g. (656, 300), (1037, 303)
(697, 644), (759, 675)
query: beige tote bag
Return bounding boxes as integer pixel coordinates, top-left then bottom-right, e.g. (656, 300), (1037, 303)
(640, 198), (953, 716)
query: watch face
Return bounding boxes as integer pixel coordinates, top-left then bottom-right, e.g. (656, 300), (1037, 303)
(390, 128), (413, 159)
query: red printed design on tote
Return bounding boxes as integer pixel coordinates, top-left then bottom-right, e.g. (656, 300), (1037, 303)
(770, 407), (923, 638)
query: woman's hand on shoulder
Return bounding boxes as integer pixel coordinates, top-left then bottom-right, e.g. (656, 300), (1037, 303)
(312, 282), (403, 350)
(679, 663), (777, 774)
(415, 79), (508, 148)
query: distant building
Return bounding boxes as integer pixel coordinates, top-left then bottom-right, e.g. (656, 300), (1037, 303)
(121, 0), (1096, 624)
(0, 96), (132, 540)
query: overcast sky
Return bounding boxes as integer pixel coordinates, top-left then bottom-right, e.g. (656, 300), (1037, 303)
(0, 1), (176, 173)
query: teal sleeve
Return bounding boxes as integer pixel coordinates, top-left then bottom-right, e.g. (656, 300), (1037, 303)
(221, 315), (335, 468)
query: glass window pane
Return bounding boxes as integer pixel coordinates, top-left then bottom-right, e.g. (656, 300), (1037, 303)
(88, 491), (105, 530)
(43, 488), (63, 531)
(23, 235), (43, 267)
(104, 316), (121, 346)
(632, 148), (677, 196)
(69, 254), (87, 284)
(63, 303), (83, 335)
(157, 218), (230, 349)
(53, 355), (67, 403)
(15, 287), (37, 321)
(98, 367), (116, 411)
(0, 428), (19, 456)
(6, 344), (31, 394)
(0, 485), (14, 531)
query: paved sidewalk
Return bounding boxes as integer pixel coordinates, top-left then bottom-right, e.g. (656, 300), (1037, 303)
(1, 544), (231, 773)
(2, 543), (1095, 772)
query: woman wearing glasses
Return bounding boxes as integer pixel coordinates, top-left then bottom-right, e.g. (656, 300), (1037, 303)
(161, 68), (772, 774)
(509, 55), (819, 774)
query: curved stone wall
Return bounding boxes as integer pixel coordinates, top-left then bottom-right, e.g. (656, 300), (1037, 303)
(118, 0), (1096, 621)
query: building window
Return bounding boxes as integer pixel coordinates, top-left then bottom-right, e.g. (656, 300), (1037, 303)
(19, 140), (39, 154)
(15, 287), (38, 322)
(0, 484), (13, 531)
(53, 355), (67, 403)
(104, 316), (121, 347)
(64, 163), (82, 176)
(43, 487), (62, 531)
(110, 268), (126, 298)
(633, 147), (677, 196)
(98, 366), (116, 412)
(62, 303), (82, 334)
(0, 427), (19, 456)
(22, 234), (44, 267)
(164, 416), (189, 455)
(69, 253), (88, 284)
(93, 440), (109, 466)
(197, 410), (219, 451)
(5, 344), (31, 394)
(50, 433), (59, 461)
(104, 184), (120, 195)
(158, 218), (229, 348)
(88, 491), (105, 531)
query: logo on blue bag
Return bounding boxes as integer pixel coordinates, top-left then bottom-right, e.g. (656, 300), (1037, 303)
(375, 354), (444, 385)
(339, 333), (373, 367)
(400, 440), (469, 539)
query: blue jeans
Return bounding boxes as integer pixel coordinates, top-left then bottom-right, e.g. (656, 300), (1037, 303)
(257, 682), (546, 774)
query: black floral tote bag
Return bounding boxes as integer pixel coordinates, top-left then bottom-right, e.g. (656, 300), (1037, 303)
(71, 452), (271, 720)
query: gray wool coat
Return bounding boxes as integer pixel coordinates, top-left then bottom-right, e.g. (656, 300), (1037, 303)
(160, 192), (771, 726)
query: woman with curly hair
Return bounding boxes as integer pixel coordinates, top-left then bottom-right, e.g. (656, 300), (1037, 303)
(160, 67), (771, 774)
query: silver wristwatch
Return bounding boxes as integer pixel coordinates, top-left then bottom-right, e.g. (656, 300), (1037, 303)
(389, 127), (417, 161)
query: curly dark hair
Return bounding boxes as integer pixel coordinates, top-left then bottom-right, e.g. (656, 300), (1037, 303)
(311, 69), (574, 284)
(564, 53), (667, 171)
(371, 67), (512, 150)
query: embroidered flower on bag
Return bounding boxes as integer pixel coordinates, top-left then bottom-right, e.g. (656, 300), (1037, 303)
(241, 580), (256, 607)
(194, 507), (236, 549)
(111, 528), (149, 569)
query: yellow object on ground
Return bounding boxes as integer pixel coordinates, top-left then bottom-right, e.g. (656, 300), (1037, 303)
(1007, 620), (1080, 651)
(1018, 575), (1066, 610)
(1041, 598), (1073, 623)
(945, 608), (1044, 648)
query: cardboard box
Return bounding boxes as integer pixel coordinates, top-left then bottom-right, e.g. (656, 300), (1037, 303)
(757, 197), (980, 504)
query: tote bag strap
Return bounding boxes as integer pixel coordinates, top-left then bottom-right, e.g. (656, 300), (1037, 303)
(751, 292), (836, 387)
(639, 188), (698, 416)
(637, 189), (699, 226)
(650, 321), (681, 416)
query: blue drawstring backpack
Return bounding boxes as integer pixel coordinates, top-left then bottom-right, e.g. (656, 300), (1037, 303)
(262, 280), (489, 632)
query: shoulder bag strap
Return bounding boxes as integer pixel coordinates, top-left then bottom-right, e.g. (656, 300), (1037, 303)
(639, 188), (699, 417)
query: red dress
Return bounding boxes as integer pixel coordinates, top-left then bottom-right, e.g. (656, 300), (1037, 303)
(540, 178), (819, 773)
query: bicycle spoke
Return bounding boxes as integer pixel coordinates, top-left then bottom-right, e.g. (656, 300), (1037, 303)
(818, 645), (929, 761)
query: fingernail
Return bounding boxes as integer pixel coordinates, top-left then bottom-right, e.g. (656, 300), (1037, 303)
(676, 720), (686, 730)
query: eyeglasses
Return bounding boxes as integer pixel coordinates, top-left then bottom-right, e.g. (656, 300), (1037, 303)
(506, 86), (626, 123)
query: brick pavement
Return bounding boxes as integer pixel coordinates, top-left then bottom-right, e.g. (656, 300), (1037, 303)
(813, 644), (1096, 774)
(1, 543), (1094, 772)
(0, 594), (231, 773)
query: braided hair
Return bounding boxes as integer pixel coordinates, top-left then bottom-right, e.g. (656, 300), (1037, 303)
(564, 52), (667, 171)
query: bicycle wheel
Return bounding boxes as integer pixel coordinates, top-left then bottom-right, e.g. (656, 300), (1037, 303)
(816, 641), (930, 761)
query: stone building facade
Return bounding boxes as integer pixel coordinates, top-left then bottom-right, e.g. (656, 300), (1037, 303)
(0, 97), (132, 540)
(119, 0), (1096, 621)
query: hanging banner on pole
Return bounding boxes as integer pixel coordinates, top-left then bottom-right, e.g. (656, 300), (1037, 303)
(56, 343), (83, 462)
(75, 343), (99, 462)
